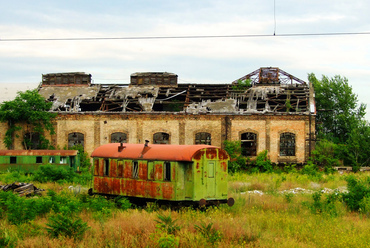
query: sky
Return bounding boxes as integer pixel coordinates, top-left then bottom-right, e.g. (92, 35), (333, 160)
(1, 0), (370, 119)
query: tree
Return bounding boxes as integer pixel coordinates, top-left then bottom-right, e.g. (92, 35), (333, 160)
(308, 73), (370, 167)
(308, 74), (366, 143)
(0, 89), (57, 149)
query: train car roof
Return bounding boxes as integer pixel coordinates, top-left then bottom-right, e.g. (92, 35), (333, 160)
(0, 150), (79, 156)
(91, 143), (227, 161)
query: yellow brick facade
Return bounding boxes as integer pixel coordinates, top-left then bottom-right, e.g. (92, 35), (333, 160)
(0, 113), (314, 164)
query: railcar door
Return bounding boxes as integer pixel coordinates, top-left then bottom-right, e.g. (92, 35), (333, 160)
(206, 160), (216, 198)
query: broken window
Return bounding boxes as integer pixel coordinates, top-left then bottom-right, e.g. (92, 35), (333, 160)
(24, 132), (41, 149)
(36, 156), (42, 164)
(104, 159), (109, 176)
(49, 156), (56, 163)
(111, 132), (127, 143)
(60, 157), (67, 164)
(132, 161), (139, 179)
(164, 162), (171, 181)
(10, 156), (17, 164)
(68, 132), (84, 149)
(153, 132), (170, 144)
(280, 132), (296, 156)
(241, 132), (257, 156)
(195, 132), (211, 145)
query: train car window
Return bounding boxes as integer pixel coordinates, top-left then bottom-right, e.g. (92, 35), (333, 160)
(36, 156), (42, 164)
(10, 156), (17, 164)
(49, 156), (56, 163)
(208, 161), (215, 178)
(164, 162), (171, 181)
(60, 157), (67, 164)
(132, 161), (139, 179)
(104, 159), (109, 176)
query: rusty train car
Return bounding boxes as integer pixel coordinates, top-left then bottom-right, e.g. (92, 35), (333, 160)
(0, 150), (80, 173)
(90, 143), (234, 207)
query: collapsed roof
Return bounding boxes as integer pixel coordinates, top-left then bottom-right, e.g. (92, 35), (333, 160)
(38, 67), (314, 114)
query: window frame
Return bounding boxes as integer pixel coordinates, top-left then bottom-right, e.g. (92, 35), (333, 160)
(280, 132), (296, 156)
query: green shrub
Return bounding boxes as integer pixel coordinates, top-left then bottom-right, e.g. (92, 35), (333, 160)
(33, 164), (75, 183)
(223, 140), (247, 173)
(194, 221), (223, 245)
(253, 150), (273, 172)
(342, 175), (370, 212)
(46, 213), (89, 240)
(155, 213), (180, 235)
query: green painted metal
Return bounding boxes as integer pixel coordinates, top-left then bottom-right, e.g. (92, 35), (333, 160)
(92, 147), (229, 203)
(0, 151), (80, 173)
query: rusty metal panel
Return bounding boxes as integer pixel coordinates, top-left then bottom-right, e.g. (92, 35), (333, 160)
(117, 160), (124, 177)
(123, 160), (132, 178)
(110, 159), (118, 178)
(154, 162), (163, 181)
(99, 159), (104, 176)
(138, 161), (147, 180)
(162, 182), (174, 199)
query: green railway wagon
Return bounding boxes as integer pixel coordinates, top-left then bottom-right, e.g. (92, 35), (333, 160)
(0, 150), (80, 173)
(90, 142), (234, 207)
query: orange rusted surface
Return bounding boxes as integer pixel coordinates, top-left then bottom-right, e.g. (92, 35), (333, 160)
(138, 161), (147, 180)
(193, 150), (205, 160)
(91, 143), (219, 161)
(154, 162), (163, 181)
(0, 150), (78, 156)
(221, 161), (227, 172)
(94, 159), (99, 176)
(205, 148), (217, 160)
(123, 161), (131, 178)
(99, 159), (104, 176)
(110, 160), (117, 178)
(112, 178), (121, 195)
(218, 149), (230, 160)
(117, 161), (124, 177)
(162, 182), (174, 199)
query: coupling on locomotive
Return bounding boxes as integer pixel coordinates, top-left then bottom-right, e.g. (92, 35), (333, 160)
(90, 141), (234, 207)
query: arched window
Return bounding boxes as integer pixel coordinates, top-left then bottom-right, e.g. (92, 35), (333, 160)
(153, 132), (170, 144)
(68, 132), (84, 149)
(195, 132), (211, 145)
(24, 132), (41, 149)
(111, 132), (127, 143)
(280, 132), (296, 156)
(241, 132), (257, 156)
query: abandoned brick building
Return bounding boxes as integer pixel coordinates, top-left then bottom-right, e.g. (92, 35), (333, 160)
(1, 67), (316, 164)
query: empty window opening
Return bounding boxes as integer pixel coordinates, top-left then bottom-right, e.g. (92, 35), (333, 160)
(10, 156), (17, 164)
(104, 159), (109, 176)
(24, 132), (41, 149)
(280, 132), (296, 156)
(164, 162), (171, 181)
(36, 156), (42, 164)
(60, 157), (67, 164)
(68, 132), (84, 149)
(241, 132), (257, 156)
(195, 132), (211, 145)
(153, 132), (170, 144)
(132, 161), (139, 179)
(49, 156), (56, 163)
(111, 132), (127, 143)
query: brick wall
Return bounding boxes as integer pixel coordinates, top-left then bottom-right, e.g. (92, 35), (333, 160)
(0, 112), (314, 164)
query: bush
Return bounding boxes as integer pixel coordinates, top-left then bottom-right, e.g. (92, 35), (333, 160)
(46, 213), (89, 240)
(223, 140), (246, 173)
(253, 150), (273, 173)
(342, 175), (370, 212)
(33, 164), (75, 183)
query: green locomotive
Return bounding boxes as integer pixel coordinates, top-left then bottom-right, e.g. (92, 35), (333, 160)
(90, 142), (234, 207)
(0, 150), (80, 173)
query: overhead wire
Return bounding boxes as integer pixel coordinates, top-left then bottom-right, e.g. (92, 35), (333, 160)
(1, 31), (370, 42)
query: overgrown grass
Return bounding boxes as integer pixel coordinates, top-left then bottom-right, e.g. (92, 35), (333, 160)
(0, 171), (369, 247)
